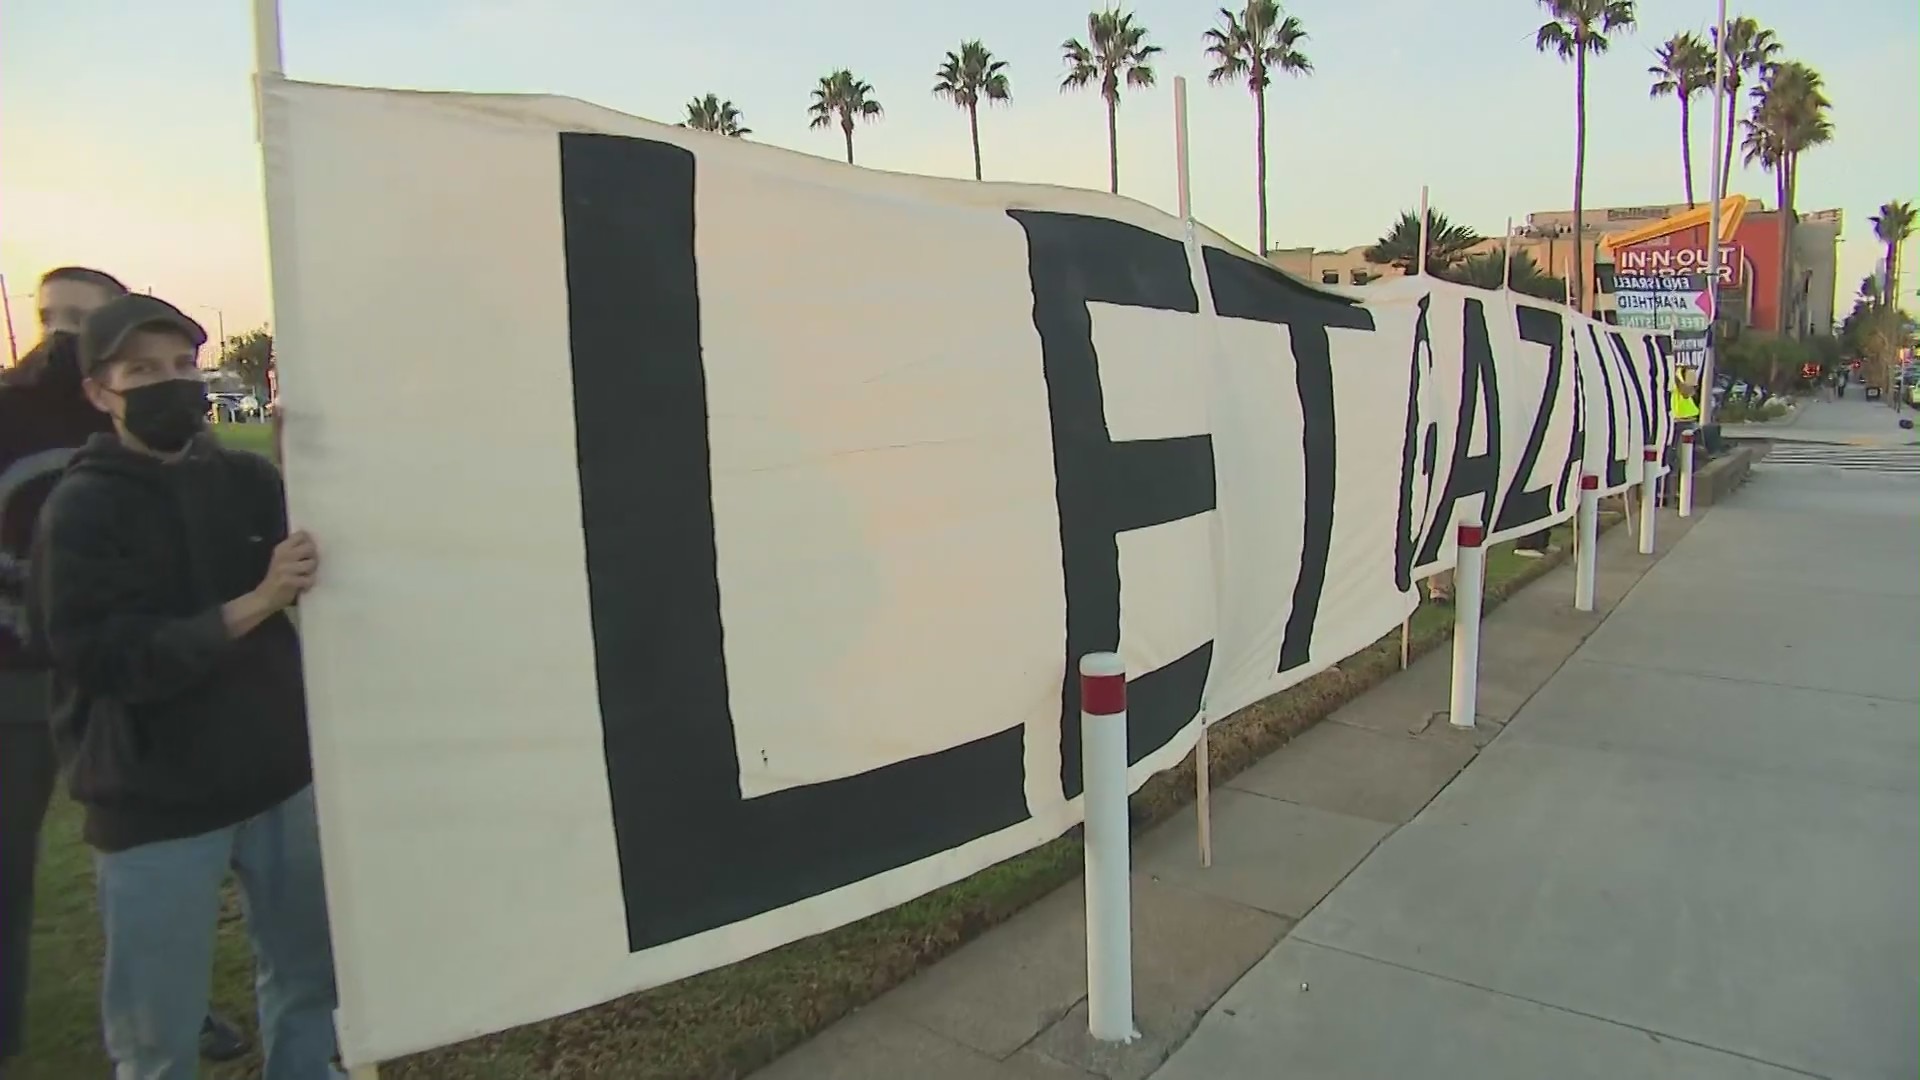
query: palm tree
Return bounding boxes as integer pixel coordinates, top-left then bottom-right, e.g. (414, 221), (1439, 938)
(1450, 249), (1570, 303)
(1858, 274), (1882, 307)
(1711, 16), (1782, 200)
(683, 94), (750, 137)
(1535, 0), (1637, 315)
(808, 70), (883, 165)
(1871, 200), (1917, 311)
(933, 41), (1012, 181)
(1363, 208), (1485, 275)
(1741, 61), (1831, 335)
(1203, 2), (1313, 255)
(1648, 32), (1714, 207)
(1061, 9), (1162, 194)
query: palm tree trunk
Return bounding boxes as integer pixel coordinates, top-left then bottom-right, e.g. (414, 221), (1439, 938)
(1679, 97), (1696, 208)
(1570, 48), (1588, 313)
(968, 103), (983, 181)
(1888, 241), (1901, 311)
(1254, 82), (1270, 254)
(842, 121), (855, 165)
(1105, 94), (1120, 194)
(1775, 162), (1791, 334)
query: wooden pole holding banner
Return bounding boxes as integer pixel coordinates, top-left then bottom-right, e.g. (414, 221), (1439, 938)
(1405, 185), (1431, 671)
(1502, 218), (1514, 291)
(1171, 75), (1214, 869)
(251, 0), (283, 74)
(1416, 186), (1431, 278)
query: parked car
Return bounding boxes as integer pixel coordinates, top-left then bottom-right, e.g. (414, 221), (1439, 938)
(208, 392), (262, 423)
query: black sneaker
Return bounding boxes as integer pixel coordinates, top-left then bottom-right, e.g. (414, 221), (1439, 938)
(200, 1014), (251, 1063)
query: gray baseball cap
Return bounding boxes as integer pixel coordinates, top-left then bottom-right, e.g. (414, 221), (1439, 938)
(79, 294), (208, 373)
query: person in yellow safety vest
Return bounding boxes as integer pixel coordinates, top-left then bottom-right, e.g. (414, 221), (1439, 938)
(1664, 372), (1704, 509)
(1671, 371), (1702, 423)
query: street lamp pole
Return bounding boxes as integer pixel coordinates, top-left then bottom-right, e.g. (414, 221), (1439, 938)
(1700, 0), (1729, 426)
(0, 275), (17, 365)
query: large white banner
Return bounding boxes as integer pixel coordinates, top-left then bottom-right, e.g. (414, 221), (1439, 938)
(258, 78), (1674, 1064)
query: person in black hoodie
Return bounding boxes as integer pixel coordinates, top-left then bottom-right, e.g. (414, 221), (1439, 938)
(29, 294), (340, 1080)
(0, 268), (250, 1070)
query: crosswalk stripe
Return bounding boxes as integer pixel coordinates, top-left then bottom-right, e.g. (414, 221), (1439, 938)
(1759, 444), (1920, 476)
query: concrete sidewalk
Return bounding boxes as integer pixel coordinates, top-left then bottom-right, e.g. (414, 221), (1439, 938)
(1724, 393), (1920, 447)
(752, 512), (1703, 1080)
(1156, 457), (1920, 1077)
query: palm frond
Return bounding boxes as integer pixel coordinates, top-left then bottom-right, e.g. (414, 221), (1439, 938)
(1206, 3), (1311, 90)
(1872, 201), (1918, 245)
(807, 69), (884, 140)
(934, 40), (1013, 108)
(1062, 8), (1157, 103)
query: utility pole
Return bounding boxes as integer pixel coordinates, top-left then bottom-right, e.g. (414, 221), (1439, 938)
(1700, 0), (1729, 425)
(0, 275), (17, 366)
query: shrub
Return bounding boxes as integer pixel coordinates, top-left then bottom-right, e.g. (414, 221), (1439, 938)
(1717, 398), (1790, 423)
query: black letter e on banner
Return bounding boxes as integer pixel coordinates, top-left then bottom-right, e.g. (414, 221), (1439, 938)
(1009, 211), (1215, 800)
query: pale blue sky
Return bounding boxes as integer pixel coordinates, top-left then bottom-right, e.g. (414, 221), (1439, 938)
(2, 0), (1914, 342)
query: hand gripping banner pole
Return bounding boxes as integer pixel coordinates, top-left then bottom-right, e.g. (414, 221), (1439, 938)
(1171, 75), (1217, 869)
(1638, 448), (1659, 554)
(1080, 653), (1137, 1043)
(1678, 430), (1696, 517)
(1448, 522), (1486, 730)
(1575, 474), (1600, 612)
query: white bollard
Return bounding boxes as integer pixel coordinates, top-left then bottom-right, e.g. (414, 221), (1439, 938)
(1637, 448), (1658, 555)
(1448, 521), (1486, 730)
(1574, 474), (1599, 612)
(1677, 429), (1695, 517)
(1079, 652), (1136, 1044)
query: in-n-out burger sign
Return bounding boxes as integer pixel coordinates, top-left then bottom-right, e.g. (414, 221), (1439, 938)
(1615, 241), (1741, 284)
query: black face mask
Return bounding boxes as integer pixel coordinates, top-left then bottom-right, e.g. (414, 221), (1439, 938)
(117, 378), (209, 453)
(40, 332), (84, 389)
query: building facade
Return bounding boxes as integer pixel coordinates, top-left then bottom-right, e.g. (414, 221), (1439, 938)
(1579, 199), (1839, 339)
(1268, 198), (1840, 340)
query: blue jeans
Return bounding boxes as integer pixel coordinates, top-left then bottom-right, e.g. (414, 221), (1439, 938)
(95, 786), (343, 1080)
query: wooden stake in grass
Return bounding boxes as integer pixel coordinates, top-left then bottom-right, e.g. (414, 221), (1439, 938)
(1400, 617), (1411, 670)
(1195, 713), (1212, 868)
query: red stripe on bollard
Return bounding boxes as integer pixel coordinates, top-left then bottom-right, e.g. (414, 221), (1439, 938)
(1680, 429), (1694, 444)
(1081, 672), (1126, 716)
(1581, 474), (1599, 490)
(1644, 447), (1659, 462)
(1457, 522), (1486, 548)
